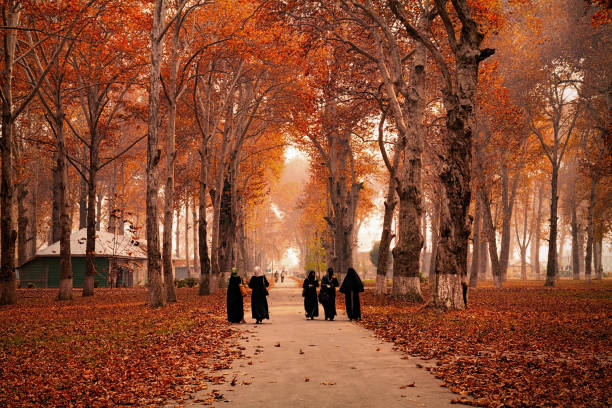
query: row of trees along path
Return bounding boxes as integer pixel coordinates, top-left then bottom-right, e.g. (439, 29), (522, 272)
(1, 0), (609, 309)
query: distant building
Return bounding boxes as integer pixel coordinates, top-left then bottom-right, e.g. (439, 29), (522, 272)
(18, 229), (147, 288)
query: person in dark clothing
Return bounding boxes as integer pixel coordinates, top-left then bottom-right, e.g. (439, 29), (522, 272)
(339, 267), (364, 321)
(320, 267), (339, 320)
(227, 268), (244, 323)
(248, 266), (270, 324)
(302, 270), (319, 319)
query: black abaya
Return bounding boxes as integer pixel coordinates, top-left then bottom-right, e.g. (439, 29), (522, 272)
(320, 275), (339, 320)
(226, 275), (244, 323)
(339, 269), (364, 320)
(248, 275), (269, 321)
(302, 278), (319, 318)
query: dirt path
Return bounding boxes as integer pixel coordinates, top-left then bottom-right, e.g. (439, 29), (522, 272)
(185, 278), (464, 407)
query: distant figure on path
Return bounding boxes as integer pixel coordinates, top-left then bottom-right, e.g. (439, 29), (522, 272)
(249, 266), (270, 324)
(227, 268), (244, 323)
(302, 270), (319, 320)
(274, 270), (279, 283)
(339, 267), (364, 321)
(281, 270), (286, 283)
(320, 267), (339, 321)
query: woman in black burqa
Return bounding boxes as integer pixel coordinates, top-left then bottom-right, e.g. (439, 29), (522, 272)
(339, 267), (364, 321)
(320, 267), (339, 320)
(302, 270), (319, 319)
(226, 268), (244, 323)
(248, 266), (269, 324)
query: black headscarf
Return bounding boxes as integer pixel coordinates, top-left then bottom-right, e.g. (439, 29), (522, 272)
(326, 267), (334, 279)
(308, 270), (316, 281)
(341, 267), (364, 292)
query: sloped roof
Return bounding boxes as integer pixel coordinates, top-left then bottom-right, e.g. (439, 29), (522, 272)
(36, 228), (147, 259)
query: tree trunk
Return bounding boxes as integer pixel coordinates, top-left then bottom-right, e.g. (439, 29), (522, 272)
(469, 193), (481, 287)
(17, 182), (28, 267)
(391, 186), (423, 301)
(217, 177), (233, 285)
(577, 224), (585, 277)
(198, 144), (212, 295)
(595, 234), (603, 280)
(533, 185), (543, 279)
(146, 0), (167, 307)
(79, 145), (88, 230)
(0, 69), (16, 304)
(585, 177), (596, 283)
(480, 190), (503, 287)
(429, 192), (441, 283)
(83, 157), (98, 296)
(571, 200), (580, 280)
(375, 176), (396, 296)
(56, 112), (73, 300)
(193, 197), (199, 271)
(545, 165), (559, 287)
(185, 198), (190, 278)
(162, 11), (182, 302)
(498, 167), (518, 281)
(50, 163), (61, 244)
(430, 11), (488, 309)
(107, 164), (117, 233)
(29, 164), (39, 258)
(95, 183), (102, 231)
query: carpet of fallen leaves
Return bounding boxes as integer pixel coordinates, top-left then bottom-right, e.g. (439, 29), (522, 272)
(0, 288), (242, 407)
(358, 280), (612, 408)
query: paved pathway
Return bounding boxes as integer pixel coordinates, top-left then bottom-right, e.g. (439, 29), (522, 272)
(185, 278), (464, 408)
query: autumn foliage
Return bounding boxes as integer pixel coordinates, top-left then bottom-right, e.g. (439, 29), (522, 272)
(0, 289), (240, 407)
(358, 281), (612, 407)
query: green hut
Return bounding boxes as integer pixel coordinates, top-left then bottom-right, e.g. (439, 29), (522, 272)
(19, 229), (147, 288)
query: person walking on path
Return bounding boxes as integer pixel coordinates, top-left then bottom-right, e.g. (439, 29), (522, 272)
(339, 267), (364, 321)
(302, 270), (319, 320)
(249, 266), (270, 324)
(320, 267), (339, 321)
(227, 268), (244, 323)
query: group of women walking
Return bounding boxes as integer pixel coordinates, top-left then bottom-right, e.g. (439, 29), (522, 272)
(227, 266), (270, 324)
(303, 267), (364, 321)
(227, 265), (364, 324)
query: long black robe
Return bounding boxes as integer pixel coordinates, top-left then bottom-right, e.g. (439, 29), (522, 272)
(248, 275), (269, 321)
(226, 275), (244, 323)
(302, 278), (319, 318)
(339, 270), (364, 320)
(320, 275), (339, 320)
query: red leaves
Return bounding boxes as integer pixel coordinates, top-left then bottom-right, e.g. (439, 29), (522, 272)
(0, 288), (239, 407)
(358, 283), (612, 407)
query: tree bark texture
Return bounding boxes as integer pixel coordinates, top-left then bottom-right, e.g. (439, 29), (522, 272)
(499, 166), (518, 281)
(469, 193), (481, 287)
(571, 200), (580, 280)
(146, 0), (167, 307)
(427, 1), (490, 309)
(0, 3), (19, 305)
(17, 181), (28, 267)
(185, 198), (190, 277)
(198, 144), (212, 295)
(480, 190), (503, 287)
(585, 177), (596, 282)
(50, 163), (61, 244)
(545, 165), (559, 286)
(375, 175), (396, 296)
(79, 146), (88, 229)
(56, 112), (73, 300)
(83, 141), (99, 296)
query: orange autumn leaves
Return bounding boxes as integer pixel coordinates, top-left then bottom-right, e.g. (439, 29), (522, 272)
(358, 282), (612, 408)
(0, 289), (240, 407)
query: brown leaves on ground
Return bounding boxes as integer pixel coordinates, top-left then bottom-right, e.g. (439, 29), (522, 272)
(0, 288), (240, 407)
(359, 281), (612, 408)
